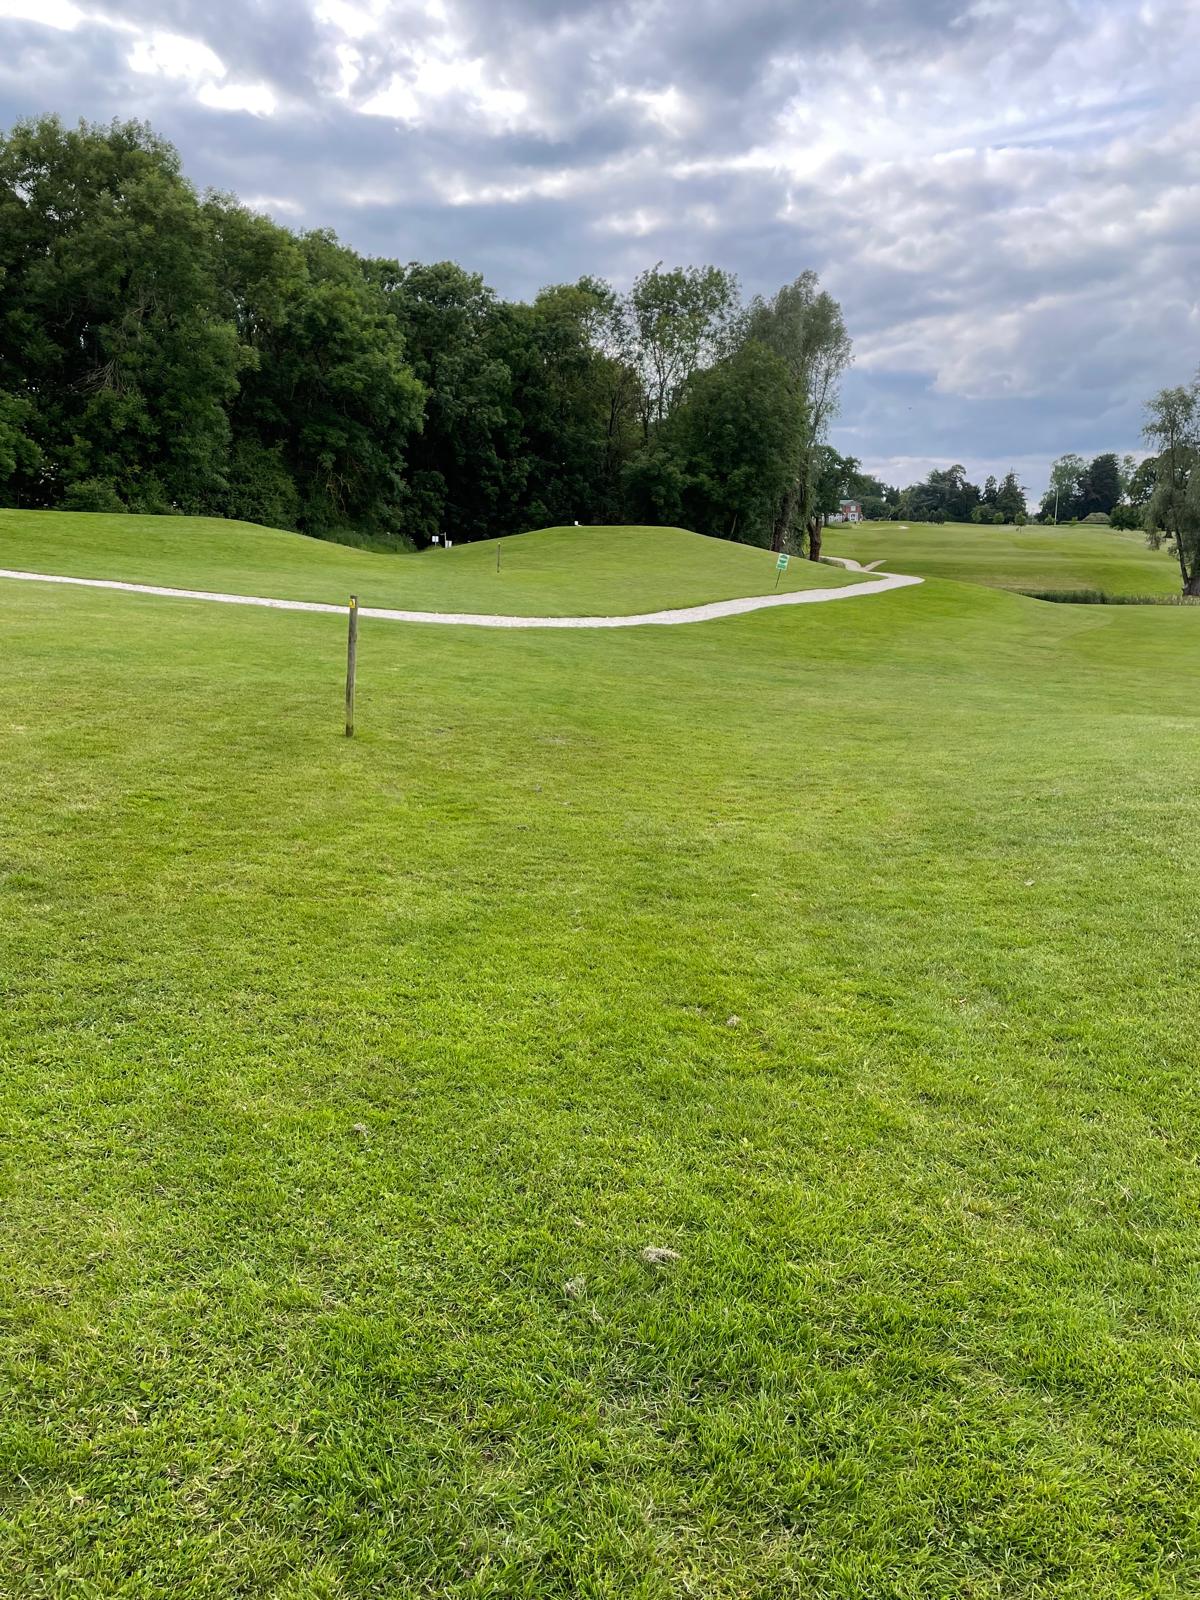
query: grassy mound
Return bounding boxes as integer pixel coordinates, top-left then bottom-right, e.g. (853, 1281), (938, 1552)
(0, 512), (862, 617)
(2, 530), (1199, 1595)
(824, 519), (1180, 596)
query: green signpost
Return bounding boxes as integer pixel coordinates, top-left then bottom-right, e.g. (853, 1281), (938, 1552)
(775, 552), (789, 589)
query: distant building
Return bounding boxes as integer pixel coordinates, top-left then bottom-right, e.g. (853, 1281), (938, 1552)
(826, 499), (864, 524)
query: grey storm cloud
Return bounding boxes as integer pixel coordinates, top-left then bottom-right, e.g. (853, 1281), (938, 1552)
(2, 0), (1198, 496)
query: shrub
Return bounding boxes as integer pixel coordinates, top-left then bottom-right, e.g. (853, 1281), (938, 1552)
(61, 477), (127, 513)
(1082, 511), (1111, 525)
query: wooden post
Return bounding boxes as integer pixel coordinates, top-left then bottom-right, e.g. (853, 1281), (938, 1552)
(496, 542), (501, 573)
(345, 595), (358, 738)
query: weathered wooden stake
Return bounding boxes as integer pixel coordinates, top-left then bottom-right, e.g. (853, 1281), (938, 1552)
(345, 595), (358, 737)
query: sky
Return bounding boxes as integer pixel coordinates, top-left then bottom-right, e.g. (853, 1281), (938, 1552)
(1, 0), (1198, 501)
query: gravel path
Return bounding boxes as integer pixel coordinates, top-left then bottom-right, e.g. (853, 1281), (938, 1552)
(0, 565), (922, 628)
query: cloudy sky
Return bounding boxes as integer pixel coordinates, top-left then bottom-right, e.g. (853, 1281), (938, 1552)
(2, 0), (1198, 498)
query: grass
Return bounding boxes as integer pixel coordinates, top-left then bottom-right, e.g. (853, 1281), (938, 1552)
(824, 520), (1181, 597)
(2, 521), (1200, 1596)
(0, 513), (861, 616)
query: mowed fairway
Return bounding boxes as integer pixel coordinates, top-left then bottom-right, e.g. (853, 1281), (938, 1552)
(824, 519), (1181, 596)
(0, 513), (863, 617)
(2, 520), (1199, 1598)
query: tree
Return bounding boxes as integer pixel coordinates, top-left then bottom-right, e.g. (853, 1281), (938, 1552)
(214, 223), (425, 542)
(1126, 455), (1157, 510)
(381, 260), (526, 544)
(1142, 376), (1200, 595)
(513, 278), (641, 527)
(745, 272), (852, 558)
(0, 389), (41, 489)
(1082, 452), (1121, 516)
(0, 116), (244, 513)
(846, 468), (898, 520)
(896, 464), (981, 523)
(1, 112), (866, 556)
(807, 447), (862, 532)
(995, 470), (1027, 523)
(926, 464), (981, 522)
(1041, 454), (1087, 522)
(623, 340), (805, 547)
(626, 264), (742, 436)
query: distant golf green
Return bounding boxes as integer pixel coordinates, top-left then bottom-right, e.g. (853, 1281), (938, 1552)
(2, 517), (1199, 1597)
(0, 512), (863, 617)
(825, 518), (1181, 596)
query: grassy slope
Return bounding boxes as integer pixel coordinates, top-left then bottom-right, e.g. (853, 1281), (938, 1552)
(2, 532), (1199, 1596)
(0, 512), (861, 616)
(824, 519), (1181, 596)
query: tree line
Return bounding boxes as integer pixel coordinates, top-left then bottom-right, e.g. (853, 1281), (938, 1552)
(797, 454), (1030, 526)
(0, 115), (852, 557)
(1038, 452), (1152, 527)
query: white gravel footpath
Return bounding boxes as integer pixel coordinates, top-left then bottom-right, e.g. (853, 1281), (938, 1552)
(0, 564), (921, 629)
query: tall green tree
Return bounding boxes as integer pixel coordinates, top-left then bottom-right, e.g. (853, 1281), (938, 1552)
(1082, 452), (1121, 516)
(0, 115), (242, 512)
(1126, 455), (1158, 509)
(623, 340), (804, 547)
(1143, 376), (1200, 595)
(745, 273), (852, 558)
(208, 209), (425, 542)
(627, 264), (743, 437)
(1041, 454), (1087, 522)
(995, 470), (1027, 523)
(514, 279), (641, 526)
(382, 260), (529, 544)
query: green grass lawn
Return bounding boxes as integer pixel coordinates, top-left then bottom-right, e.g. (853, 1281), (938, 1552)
(2, 523), (1200, 1596)
(0, 512), (861, 616)
(824, 520), (1181, 596)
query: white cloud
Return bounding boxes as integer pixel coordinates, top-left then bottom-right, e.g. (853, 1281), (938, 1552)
(358, 50), (529, 127)
(241, 192), (305, 216)
(615, 84), (695, 137)
(358, 73), (419, 118)
(129, 31), (226, 83)
(197, 80), (277, 115)
(0, 0), (84, 26)
(594, 206), (666, 238)
(127, 28), (276, 115)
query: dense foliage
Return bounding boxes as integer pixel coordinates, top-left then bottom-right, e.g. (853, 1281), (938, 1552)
(1142, 373), (1200, 595)
(0, 115), (852, 554)
(1038, 451), (1140, 524)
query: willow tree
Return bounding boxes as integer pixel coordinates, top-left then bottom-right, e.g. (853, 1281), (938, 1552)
(746, 273), (852, 558)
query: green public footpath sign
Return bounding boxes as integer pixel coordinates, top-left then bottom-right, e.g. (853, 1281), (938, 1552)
(776, 553), (789, 571)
